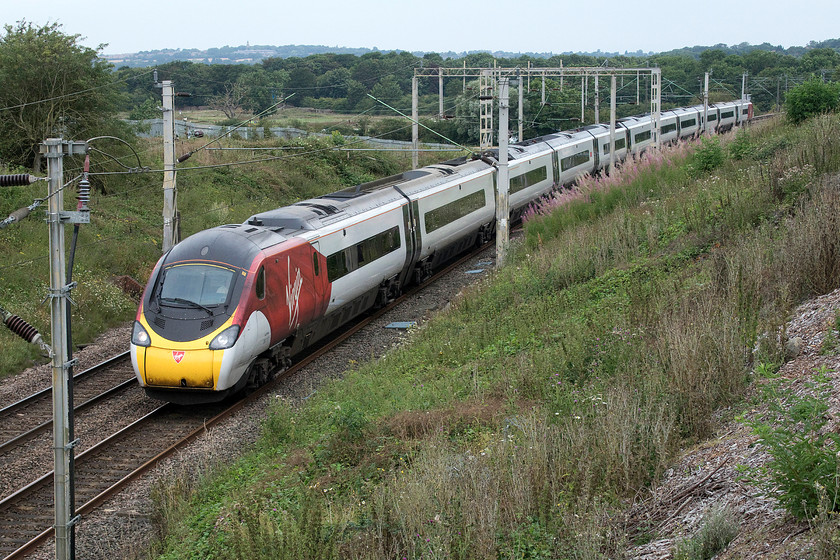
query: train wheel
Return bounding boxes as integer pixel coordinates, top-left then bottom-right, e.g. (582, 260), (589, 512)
(245, 358), (271, 393)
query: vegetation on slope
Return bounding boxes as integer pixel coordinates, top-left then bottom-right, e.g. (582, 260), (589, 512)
(144, 113), (840, 559)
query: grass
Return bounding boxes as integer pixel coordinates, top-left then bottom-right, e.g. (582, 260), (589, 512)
(140, 113), (840, 559)
(673, 506), (740, 560)
(0, 134), (457, 380)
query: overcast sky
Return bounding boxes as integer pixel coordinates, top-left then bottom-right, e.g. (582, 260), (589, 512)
(1, 0), (837, 56)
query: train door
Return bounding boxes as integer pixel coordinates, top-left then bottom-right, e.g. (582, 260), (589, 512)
(395, 197), (420, 289)
(309, 241), (329, 317)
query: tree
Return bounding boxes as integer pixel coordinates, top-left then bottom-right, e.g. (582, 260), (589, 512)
(237, 68), (288, 114)
(0, 21), (121, 169)
(784, 78), (840, 124)
(210, 82), (246, 119)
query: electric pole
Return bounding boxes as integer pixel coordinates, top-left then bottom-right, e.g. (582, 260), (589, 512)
(41, 137), (88, 560)
(412, 76), (419, 169)
(496, 77), (510, 269)
(703, 72), (710, 135)
(158, 78), (179, 252)
(594, 74), (600, 124)
(609, 76), (617, 174)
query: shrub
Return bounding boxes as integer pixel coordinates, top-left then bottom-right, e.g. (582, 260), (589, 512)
(673, 505), (739, 560)
(688, 137), (725, 175)
(784, 79), (840, 125)
(738, 370), (840, 519)
(728, 130), (755, 160)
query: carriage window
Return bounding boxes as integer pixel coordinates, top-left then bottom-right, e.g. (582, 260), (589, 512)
(326, 250), (349, 282)
(603, 138), (626, 154)
(425, 189), (486, 233)
(560, 150), (590, 171)
(661, 123), (677, 134)
(634, 130), (651, 143)
(708, 113), (718, 121)
(720, 110), (735, 119)
(509, 166), (547, 194)
(681, 118), (697, 128)
(357, 226), (401, 266)
(256, 266), (265, 300)
(312, 251), (320, 276)
(326, 226), (401, 282)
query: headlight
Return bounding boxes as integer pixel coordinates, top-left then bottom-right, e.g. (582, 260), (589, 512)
(132, 321), (151, 347)
(209, 325), (240, 350)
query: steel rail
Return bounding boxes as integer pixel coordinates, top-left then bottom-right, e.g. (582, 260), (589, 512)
(0, 378), (136, 455)
(0, 352), (133, 455)
(0, 351), (130, 417)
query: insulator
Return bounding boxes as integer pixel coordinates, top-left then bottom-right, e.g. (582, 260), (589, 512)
(4, 314), (41, 344)
(77, 178), (91, 210)
(0, 174), (33, 187)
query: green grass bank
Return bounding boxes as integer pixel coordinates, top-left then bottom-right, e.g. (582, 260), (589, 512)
(143, 114), (840, 559)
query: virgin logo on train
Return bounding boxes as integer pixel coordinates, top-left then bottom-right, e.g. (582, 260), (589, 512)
(172, 351), (185, 364)
(285, 256), (303, 330)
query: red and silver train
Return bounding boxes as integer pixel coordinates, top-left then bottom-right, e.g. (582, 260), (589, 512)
(131, 99), (752, 404)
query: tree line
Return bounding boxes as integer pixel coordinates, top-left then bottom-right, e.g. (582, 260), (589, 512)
(2, 20), (840, 170)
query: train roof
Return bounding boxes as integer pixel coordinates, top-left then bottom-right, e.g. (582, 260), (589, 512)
(168, 224), (289, 269)
(245, 156), (494, 235)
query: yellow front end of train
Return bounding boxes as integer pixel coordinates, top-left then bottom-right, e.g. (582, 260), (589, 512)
(131, 312), (236, 391)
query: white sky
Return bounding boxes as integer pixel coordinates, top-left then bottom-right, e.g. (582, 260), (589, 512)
(1, 0), (837, 56)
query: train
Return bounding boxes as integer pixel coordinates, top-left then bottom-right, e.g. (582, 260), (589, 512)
(131, 98), (753, 404)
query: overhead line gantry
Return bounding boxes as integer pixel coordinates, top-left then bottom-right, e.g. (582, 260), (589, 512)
(411, 66), (662, 167)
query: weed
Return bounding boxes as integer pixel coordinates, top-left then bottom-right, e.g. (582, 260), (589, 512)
(739, 370), (840, 519)
(688, 137), (725, 176)
(673, 505), (739, 560)
(728, 129), (756, 160)
(820, 312), (840, 356)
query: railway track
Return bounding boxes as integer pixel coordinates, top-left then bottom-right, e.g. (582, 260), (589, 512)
(0, 352), (135, 456)
(0, 240), (495, 560)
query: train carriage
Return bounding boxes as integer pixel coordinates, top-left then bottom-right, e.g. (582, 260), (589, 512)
(659, 113), (680, 145)
(672, 107), (701, 138)
(715, 101), (739, 132)
(551, 130), (596, 185)
(620, 115), (655, 154)
(505, 141), (557, 217)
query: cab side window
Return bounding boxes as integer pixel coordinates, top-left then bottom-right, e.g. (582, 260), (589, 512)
(256, 266), (265, 300)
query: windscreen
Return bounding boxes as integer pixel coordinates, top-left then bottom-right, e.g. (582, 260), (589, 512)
(159, 264), (236, 306)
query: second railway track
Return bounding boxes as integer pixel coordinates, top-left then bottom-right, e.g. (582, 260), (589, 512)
(0, 352), (135, 454)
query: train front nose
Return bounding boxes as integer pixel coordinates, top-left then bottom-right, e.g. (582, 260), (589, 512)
(142, 347), (218, 388)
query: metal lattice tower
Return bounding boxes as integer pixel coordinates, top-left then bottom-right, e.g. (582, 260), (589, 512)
(479, 69), (495, 151)
(650, 68), (661, 149)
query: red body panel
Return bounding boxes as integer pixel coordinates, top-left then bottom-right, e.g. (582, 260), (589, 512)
(236, 238), (331, 346)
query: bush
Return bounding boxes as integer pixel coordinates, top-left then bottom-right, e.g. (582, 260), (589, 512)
(738, 369), (840, 519)
(728, 130), (755, 160)
(673, 506), (739, 560)
(784, 79), (840, 125)
(688, 137), (725, 175)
